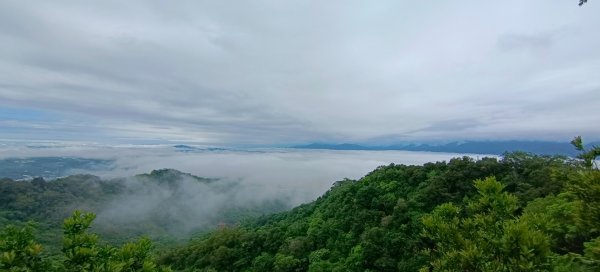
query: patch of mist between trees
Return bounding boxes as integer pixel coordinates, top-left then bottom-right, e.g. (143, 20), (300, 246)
(92, 175), (276, 237)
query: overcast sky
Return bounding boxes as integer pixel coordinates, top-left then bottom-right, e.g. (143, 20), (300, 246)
(0, 1), (598, 145)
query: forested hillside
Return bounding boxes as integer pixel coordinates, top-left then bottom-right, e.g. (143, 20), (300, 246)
(159, 147), (600, 271)
(2, 140), (599, 271)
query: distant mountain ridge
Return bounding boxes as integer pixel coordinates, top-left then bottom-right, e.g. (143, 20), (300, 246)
(173, 145), (227, 152)
(292, 140), (600, 156)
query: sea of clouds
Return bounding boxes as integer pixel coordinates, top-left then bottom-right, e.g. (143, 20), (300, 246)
(0, 142), (493, 206)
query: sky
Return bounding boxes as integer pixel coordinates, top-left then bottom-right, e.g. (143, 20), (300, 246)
(0, 1), (599, 146)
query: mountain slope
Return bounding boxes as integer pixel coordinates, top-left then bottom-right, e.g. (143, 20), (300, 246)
(160, 152), (579, 271)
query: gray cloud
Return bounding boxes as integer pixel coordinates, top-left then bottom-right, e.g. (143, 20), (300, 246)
(0, 0), (599, 144)
(412, 119), (484, 133)
(497, 33), (555, 52)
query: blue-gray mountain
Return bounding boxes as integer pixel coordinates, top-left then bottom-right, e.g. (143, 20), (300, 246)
(292, 140), (600, 156)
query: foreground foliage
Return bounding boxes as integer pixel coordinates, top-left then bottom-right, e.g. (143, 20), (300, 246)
(0, 211), (171, 272)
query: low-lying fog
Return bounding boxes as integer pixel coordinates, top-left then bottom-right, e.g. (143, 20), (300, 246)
(2, 143), (498, 238)
(0, 143), (493, 207)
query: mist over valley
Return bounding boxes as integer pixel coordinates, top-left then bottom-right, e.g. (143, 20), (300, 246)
(0, 142), (479, 209)
(0, 143), (483, 249)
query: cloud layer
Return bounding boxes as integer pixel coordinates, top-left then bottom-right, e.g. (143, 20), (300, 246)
(0, 143), (480, 205)
(0, 1), (599, 144)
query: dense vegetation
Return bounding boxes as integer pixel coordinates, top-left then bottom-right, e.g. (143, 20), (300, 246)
(1, 138), (599, 271)
(158, 140), (600, 271)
